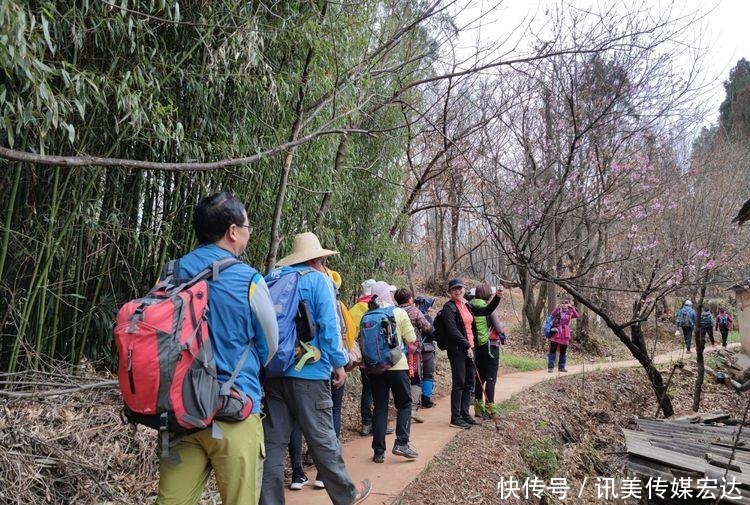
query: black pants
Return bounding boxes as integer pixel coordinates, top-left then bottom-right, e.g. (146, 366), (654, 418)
(720, 329), (729, 347)
(368, 369), (412, 455)
(474, 343), (500, 403)
(447, 350), (475, 423)
(699, 326), (715, 346)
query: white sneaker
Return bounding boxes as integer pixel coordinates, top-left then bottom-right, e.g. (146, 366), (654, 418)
(290, 474), (308, 490)
(314, 477), (325, 489)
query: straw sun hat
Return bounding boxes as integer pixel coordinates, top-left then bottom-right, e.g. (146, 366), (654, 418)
(276, 232), (339, 266)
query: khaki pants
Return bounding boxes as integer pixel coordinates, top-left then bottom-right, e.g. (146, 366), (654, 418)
(156, 414), (265, 505)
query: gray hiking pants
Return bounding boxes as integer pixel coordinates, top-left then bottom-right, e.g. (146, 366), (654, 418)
(260, 377), (356, 505)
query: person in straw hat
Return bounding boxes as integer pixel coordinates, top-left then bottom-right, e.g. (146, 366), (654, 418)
(260, 232), (371, 505)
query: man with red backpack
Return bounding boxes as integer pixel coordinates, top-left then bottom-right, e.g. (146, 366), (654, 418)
(715, 308), (734, 349)
(151, 192), (279, 505)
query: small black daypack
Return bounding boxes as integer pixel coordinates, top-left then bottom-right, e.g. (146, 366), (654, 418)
(432, 305), (450, 351)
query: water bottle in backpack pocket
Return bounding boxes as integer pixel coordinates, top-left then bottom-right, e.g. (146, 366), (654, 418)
(359, 306), (402, 374)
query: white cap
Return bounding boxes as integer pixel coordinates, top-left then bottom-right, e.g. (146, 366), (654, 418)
(684, 300), (692, 306)
(361, 279), (376, 295)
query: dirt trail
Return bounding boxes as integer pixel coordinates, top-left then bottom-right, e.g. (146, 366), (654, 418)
(284, 344), (739, 505)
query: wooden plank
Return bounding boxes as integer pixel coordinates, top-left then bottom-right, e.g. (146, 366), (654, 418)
(628, 456), (750, 505)
(624, 436), (748, 487)
(637, 419), (750, 440)
(707, 453), (742, 472)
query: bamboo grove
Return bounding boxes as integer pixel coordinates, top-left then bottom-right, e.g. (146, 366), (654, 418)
(0, 1), (440, 373)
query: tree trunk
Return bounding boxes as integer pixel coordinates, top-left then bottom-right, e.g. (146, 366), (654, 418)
(519, 266), (547, 346)
(315, 133), (349, 230)
(692, 282), (708, 412)
(558, 280), (674, 418)
(265, 46), (315, 272)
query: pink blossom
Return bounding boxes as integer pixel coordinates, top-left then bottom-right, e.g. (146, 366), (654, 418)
(701, 259), (717, 270)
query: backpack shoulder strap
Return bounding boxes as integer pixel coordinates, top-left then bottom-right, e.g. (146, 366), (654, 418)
(160, 259), (180, 281)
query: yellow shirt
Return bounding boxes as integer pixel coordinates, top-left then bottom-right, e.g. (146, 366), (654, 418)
(390, 306), (416, 371)
(349, 300), (369, 333)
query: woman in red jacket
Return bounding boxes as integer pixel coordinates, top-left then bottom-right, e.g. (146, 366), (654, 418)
(548, 297), (579, 373)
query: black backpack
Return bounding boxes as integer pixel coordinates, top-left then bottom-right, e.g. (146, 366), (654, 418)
(433, 302), (455, 351)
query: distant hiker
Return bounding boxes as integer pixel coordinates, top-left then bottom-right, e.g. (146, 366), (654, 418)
(715, 308), (734, 349)
(414, 296), (437, 408)
(470, 284), (505, 417)
(394, 288), (434, 424)
(260, 232), (371, 505)
(439, 278), (502, 429)
(675, 300), (697, 353)
(360, 281), (419, 463)
(547, 296), (579, 373)
(699, 307), (716, 348)
(154, 192), (279, 505)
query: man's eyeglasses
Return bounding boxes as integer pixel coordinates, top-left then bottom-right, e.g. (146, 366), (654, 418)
(236, 223), (252, 231)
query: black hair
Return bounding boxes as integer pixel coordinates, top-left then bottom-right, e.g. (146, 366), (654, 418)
(367, 294), (380, 310)
(394, 288), (413, 305)
(193, 192), (246, 244)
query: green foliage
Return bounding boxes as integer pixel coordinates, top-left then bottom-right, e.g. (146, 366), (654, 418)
(503, 353), (548, 372)
(719, 58), (750, 141)
(520, 435), (559, 479)
(493, 399), (520, 416)
(0, 1), (440, 372)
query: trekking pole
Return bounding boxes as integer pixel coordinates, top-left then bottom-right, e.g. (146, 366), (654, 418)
(471, 359), (500, 433)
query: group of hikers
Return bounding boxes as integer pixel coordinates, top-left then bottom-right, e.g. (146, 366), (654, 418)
(675, 299), (735, 352)
(116, 192), (590, 505)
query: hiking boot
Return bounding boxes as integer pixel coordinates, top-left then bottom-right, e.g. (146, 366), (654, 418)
(313, 476), (325, 489)
(289, 473), (309, 490)
(392, 444), (419, 459)
(559, 367), (568, 373)
(352, 479), (372, 504)
(450, 419), (471, 429)
(548, 368), (554, 373)
(360, 424), (372, 436)
(373, 452), (385, 463)
(411, 411), (425, 423)
(463, 417), (479, 426)
(420, 395), (435, 408)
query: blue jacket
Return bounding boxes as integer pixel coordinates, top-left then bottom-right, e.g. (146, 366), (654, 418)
(178, 244), (278, 413)
(282, 264), (349, 380)
(676, 306), (696, 327)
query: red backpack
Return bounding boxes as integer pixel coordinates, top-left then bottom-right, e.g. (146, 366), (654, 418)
(114, 258), (254, 455)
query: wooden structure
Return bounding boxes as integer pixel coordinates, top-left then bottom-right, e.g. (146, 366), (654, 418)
(624, 416), (750, 503)
(730, 279), (750, 355)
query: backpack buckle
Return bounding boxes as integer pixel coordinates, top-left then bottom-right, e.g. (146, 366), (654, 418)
(294, 341), (321, 371)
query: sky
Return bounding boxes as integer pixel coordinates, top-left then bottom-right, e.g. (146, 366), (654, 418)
(455, 0), (750, 125)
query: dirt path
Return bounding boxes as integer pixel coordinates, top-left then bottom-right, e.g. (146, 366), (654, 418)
(284, 344), (739, 505)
